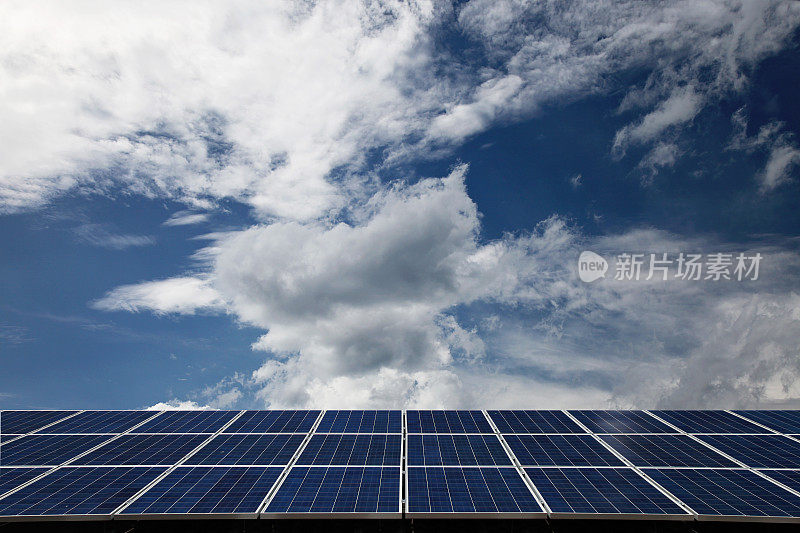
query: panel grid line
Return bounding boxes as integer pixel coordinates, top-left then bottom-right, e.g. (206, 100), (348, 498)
(1, 411), (85, 446)
(729, 411), (800, 446)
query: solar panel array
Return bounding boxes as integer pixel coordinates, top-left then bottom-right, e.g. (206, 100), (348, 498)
(2, 410), (800, 522)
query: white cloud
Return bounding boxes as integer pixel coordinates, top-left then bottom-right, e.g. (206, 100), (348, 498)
(147, 400), (210, 410)
(759, 145), (800, 192)
(73, 223), (155, 249)
(163, 211), (211, 227)
(92, 277), (224, 315)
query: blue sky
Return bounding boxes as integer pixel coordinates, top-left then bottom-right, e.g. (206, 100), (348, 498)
(1, 1), (800, 410)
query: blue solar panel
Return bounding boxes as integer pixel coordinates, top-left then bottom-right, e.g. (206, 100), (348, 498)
(407, 435), (512, 466)
(600, 434), (738, 467)
(697, 435), (800, 468)
(36, 411), (155, 434)
(569, 411), (672, 433)
(225, 411), (319, 433)
(406, 411), (493, 433)
(0, 435), (111, 466)
(505, 435), (624, 467)
(316, 410), (401, 433)
(526, 467), (687, 516)
(647, 468), (800, 518)
(185, 434), (304, 466)
(296, 434), (401, 466)
(1, 434), (21, 443)
(0, 468), (47, 496)
(407, 467), (541, 514)
(488, 410), (585, 434)
(651, 410), (767, 433)
(265, 467), (400, 514)
(120, 466), (283, 515)
(735, 411), (800, 434)
(0, 411), (77, 435)
(132, 410), (239, 433)
(760, 470), (800, 494)
(0, 467), (165, 517)
(71, 434), (207, 466)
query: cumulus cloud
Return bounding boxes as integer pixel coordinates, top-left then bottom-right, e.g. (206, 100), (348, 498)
(148, 400), (210, 410)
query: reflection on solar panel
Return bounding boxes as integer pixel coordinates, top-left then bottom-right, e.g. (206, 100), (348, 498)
(120, 466), (283, 516)
(488, 410), (584, 434)
(526, 467), (687, 517)
(72, 434), (207, 466)
(0, 468), (46, 497)
(0, 467), (164, 517)
(225, 411), (319, 433)
(316, 410), (401, 433)
(296, 434), (401, 466)
(132, 410), (238, 434)
(0, 411), (76, 435)
(406, 411), (492, 433)
(265, 467), (400, 514)
(736, 411), (800, 434)
(697, 435), (800, 468)
(407, 435), (512, 466)
(505, 435), (624, 467)
(646, 468), (800, 518)
(569, 411), (672, 433)
(407, 467), (541, 515)
(0, 435), (111, 466)
(37, 411), (155, 434)
(185, 434), (304, 466)
(600, 434), (738, 467)
(651, 410), (767, 434)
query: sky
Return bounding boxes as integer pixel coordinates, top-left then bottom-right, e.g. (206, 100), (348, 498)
(1, 0), (800, 410)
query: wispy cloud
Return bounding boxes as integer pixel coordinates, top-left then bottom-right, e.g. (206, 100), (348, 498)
(163, 211), (211, 227)
(73, 223), (155, 250)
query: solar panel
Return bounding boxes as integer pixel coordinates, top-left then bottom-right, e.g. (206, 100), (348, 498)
(1, 435), (21, 443)
(735, 411), (800, 434)
(225, 411), (319, 434)
(0, 468), (47, 496)
(569, 411), (672, 433)
(760, 470), (800, 494)
(526, 467), (688, 517)
(406, 411), (493, 434)
(505, 435), (624, 467)
(36, 411), (155, 434)
(131, 410), (239, 434)
(0, 411), (77, 435)
(650, 410), (767, 434)
(265, 466), (400, 515)
(71, 434), (207, 466)
(407, 435), (512, 466)
(185, 434), (304, 466)
(0, 467), (165, 517)
(120, 466), (283, 516)
(296, 434), (401, 466)
(646, 468), (800, 518)
(407, 467), (542, 515)
(316, 410), (401, 433)
(599, 434), (738, 467)
(488, 410), (585, 434)
(0, 435), (111, 466)
(697, 435), (800, 468)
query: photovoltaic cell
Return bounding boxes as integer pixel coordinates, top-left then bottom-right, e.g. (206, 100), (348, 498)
(0, 435), (112, 466)
(735, 411), (800, 434)
(407, 435), (512, 466)
(651, 410), (767, 434)
(526, 467), (687, 516)
(265, 466), (400, 514)
(647, 468), (800, 518)
(505, 435), (624, 467)
(1, 435), (21, 443)
(121, 466), (283, 515)
(697, 435), (800, 468)
(0, 468), (47, 497)
(316, 410), (401, 433)
(36, 411), (155, 434)
(407, 467), (541, 514)
(760, 470), (800, 494)
(488, 410), (585, 434)
(71, 434), (207, 466)
(185, 434), (304, 466)
(0, 467), (165, 517)
(600, 434), (738, 468)
(132, 410), (239, 434)
(225, 411), (320, 434)
(0, 411), (77, 435)
(296, 434), (401, 466)
(569, 411), (672, 433)
(406, 411), (492, 434)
